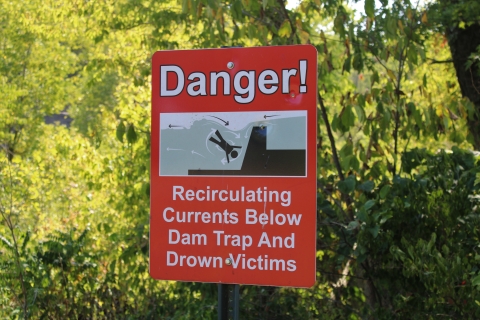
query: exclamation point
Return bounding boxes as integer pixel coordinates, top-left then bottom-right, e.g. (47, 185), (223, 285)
(299, 60), (307, 93)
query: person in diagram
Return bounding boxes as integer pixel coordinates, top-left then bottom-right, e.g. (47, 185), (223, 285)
(209, 130), (241, 163)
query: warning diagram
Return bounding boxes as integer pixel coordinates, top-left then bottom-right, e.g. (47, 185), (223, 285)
(159, 110), (306, 177)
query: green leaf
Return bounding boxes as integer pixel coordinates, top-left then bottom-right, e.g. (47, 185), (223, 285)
(377, 101), (384, 113)
(339, 143), (353, 158)
(407, 45), (418, 65)
(371, 71), (379, 86)
(357, 94), (366, 108)
(182, 0), (189, 13)
(350, 155), (360, 171)
(116, 121), (126, 143)
(413, 110), (423, 129)
(365, 0), (375, 18)
(379, 185), (391, 199)
(341, 155), (352, 170)
(21, 231), (30, 253)
(207, 0), (216, 9)
(363, 200), (376, 211)
(341, 106), (355, 127)
(109, 260), (117, 275)
(417, 46), (426, 62)
(472, 274), (480, 287)
(474, 173), (480, 186)
(368, 225), (379, 238)
(386, 69), (396, 82)
(386, 16), (397, 36)
(278, 20), (292, 38)
(390, 246), (405, 260)
(338, 175), (356, 194)
(352, 53), (363, 71)
(358, 180), (375, 192)
(357, 208), (368, 222)
(347, 220), (359, 230)
(331, 114), (339, 132)
(318, 200), (336, 216)
(343, 55), (351, 73)
(103, 223), (112, 233)
(379, 211), (393, 224)
(407, 102), (416, 113)
(144, 182), (151, 197)
(127, 124), (137, 144)
(334, 11), (346, 38)
(426, 233), (436, 251)
(231, 0), (242, 19)
(354, 104), (365, 123)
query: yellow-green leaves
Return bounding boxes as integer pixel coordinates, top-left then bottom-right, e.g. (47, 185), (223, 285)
(278, 20), (292, 38)
(386, 69), (396, 82)
(116, 120), (138, 144)
(365, 0), (375, 18)
(421, 11), (428, 24)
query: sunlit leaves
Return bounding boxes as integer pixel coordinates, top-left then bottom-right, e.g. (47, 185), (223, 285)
(278, 20), (292, 38)
(0, 0), (479, 318)
(0, 0), (81, 159)
(364, 0), (375, 19)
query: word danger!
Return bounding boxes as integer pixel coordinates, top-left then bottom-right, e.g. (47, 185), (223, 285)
(159, 60), (309, 104)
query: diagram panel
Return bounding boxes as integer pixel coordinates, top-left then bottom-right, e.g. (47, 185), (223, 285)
(159, 111), (307, 177)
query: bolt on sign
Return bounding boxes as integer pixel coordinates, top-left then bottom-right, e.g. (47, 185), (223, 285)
(150, 45), (318, 288)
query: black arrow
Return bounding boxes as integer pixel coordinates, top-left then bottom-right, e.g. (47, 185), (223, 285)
(264, 115), (279, 119)
(209, 116), (229, 126)
(169, 124), (183, 128)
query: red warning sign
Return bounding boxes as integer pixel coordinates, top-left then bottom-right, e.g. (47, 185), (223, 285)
(150, 45), (317, 287)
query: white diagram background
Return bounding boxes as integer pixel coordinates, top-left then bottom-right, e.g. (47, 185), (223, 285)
(159, 110), (306, 176)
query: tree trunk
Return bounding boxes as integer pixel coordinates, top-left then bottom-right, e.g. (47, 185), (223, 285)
(447, 23), (480, 150)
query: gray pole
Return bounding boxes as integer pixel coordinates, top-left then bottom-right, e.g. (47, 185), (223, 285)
(218, 284), (240, 320)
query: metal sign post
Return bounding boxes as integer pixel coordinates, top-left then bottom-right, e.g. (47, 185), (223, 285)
(218, 284), (239, 320)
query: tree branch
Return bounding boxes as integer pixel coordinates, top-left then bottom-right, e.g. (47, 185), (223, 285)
(427, 58), (454, 64)
(318, 91), (344, 181)
(277, 0), (297, 43)
(393, 40), (409, 176)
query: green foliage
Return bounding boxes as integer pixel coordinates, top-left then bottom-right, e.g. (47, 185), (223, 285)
(368, 149), (480, 317)
(1, 0), (480, 318)
(318, 149), (480, 318)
